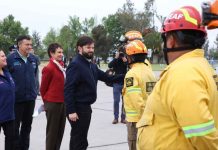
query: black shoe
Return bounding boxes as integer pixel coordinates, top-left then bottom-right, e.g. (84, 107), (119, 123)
(121, 119), (127, 124)
(112, 119), (118, 124)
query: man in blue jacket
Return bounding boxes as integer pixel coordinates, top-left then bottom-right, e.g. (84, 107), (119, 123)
(64, 36), (124, 150)
(7, 35), (38, 150)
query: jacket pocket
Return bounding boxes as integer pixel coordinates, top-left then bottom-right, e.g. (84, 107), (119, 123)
(137, 110), (155, 150)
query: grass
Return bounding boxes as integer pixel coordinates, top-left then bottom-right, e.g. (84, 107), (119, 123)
(151, 64), (166, 71)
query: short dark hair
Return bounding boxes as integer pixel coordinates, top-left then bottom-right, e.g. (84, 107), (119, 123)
(76, 36), (94, 49)
(131, 53), (147, 63)
(47, 43), (62, 58)
(16, 35), (31, 46)
(169, 30), (206, 49)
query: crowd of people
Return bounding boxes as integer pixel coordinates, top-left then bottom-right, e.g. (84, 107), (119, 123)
(0, 4), (218, 150)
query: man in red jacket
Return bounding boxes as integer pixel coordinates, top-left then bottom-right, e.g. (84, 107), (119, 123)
(40, 43), (66, 150)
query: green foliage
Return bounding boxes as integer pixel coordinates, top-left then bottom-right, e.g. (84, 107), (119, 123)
(57, 25), (73, 57)
(32, 31), (43, 52)
(92, 25), (112, 62)
(209, 35), (218, 60)
(42, 28), (58, 49)
(42, 16), (97, 60)
(68, 16), (83, 56)
(116, 0), (151, 32)
(82, 17), (96, 36)
(210, 49), (218, 59)
(102, 0), (156, 51)
(203, 39), (209, 58)
(0, 15), (28, 53)
(103, 14), (124, 48)
(144, 31), (162, 49)
(37, 49), (48, 60)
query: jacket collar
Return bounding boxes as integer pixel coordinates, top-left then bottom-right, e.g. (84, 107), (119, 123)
(160, 49), (204, 78)
(77, 54), (92, 65)
(130, 62), (145, 68)
(13, 51), (35, 63)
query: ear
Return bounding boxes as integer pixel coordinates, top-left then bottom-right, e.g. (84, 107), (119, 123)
(167, 35), (176, 48)
(78, 46), (82, 54)
(50, 52), (54, 58)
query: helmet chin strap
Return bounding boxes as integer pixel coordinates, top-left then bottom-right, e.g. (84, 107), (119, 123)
(162, 34), (197, 65)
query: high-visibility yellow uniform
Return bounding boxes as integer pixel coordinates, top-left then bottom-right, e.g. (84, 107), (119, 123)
(123, 63), (156, 123)
(137, 49), (218, 150)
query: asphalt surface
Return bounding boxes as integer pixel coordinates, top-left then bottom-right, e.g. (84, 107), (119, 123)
(0, 81), (128, 150)
(0, 64), (161, 150)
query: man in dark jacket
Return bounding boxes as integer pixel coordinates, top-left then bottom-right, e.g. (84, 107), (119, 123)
(108, 50), (127, 124)
(7, 35), (38, 150)
(64, 36), (124, 150)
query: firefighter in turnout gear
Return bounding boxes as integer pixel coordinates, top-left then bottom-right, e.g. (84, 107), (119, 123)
(122, 40), (156, 150)
(137, 6), (218, 150)
(123, 30), (152, 69)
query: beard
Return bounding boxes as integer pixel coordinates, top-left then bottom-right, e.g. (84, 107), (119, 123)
(82, 51), (94, 59)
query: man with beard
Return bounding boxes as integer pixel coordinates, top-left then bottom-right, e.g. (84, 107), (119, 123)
(64, 36), (124, 150)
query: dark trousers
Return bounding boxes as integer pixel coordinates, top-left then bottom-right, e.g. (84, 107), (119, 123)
(113, 83), (125, 120)
(44, 102), (66, 150)
(68, 105), (92, 150)
(14, 101), (35, 150)
(127, 122), (137, 150)
(0, 120), (15, 150)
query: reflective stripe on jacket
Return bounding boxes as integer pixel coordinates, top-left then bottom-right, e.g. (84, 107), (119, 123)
(123, 62), (156, 122)
(137, 49), (218, 150)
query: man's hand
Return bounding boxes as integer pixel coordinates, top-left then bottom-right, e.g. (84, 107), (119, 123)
(69, 113), (79, 122)
(122, 57), (127, 62)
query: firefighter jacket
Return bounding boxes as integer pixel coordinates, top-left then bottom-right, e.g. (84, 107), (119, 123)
(137, 49), (218, 150)
(123, 62), (156, 123)
(144, 59), (152, 69)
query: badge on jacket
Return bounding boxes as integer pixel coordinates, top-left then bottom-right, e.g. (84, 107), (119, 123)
(146, 82), (156, 92)
(126, 77), (133, 87)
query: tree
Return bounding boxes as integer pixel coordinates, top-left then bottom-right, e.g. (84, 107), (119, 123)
(144, 31), (163, 63)
(102, 0), (158, 51)
(42, 28), (58, 49)
(116, 0), (139, 31)
(32, 31), (43, 52)
(103, 14), (124, 48)
(0, 15), (28, 53)
(68, 16), (83, 55)
(82, 17), (96, 36)
(203, 39), (209, 58)
(116, 0), (152, 32)
(210, 34), (218, 60)
(57, 25), (73, 59)
(92, 25), (112, 62)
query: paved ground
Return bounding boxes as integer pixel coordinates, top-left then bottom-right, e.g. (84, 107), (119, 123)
(0, 81), (128, 150)
(0, 63), (161, 150)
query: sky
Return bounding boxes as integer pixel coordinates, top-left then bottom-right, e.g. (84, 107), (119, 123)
(1, 0), (218, 48)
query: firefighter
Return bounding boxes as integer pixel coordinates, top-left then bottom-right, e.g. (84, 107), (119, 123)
(122, 40), (156, 150)
(123, 30), (152, 69)
(137, 6), (218, 150)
